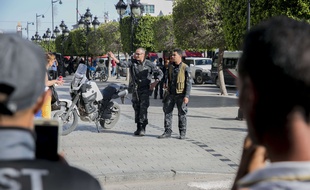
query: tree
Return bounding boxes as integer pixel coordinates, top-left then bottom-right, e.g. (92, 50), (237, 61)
(220, 0), (310, 50)
(119, 16), (132, 54)
(173, 0), (228, 95)
(173, 0), (223, 51)
(98, 22), (121, 54)
(153, 15), (176, 51)
(120, 15), (158, 54)
(134, 14), (158, 53)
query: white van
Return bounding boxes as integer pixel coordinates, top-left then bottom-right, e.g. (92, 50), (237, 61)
(211, 51), (242, 87)
(184, 57), (213, 84)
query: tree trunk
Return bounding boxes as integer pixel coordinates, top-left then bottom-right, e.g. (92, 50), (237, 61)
(218, 47), (228, 95)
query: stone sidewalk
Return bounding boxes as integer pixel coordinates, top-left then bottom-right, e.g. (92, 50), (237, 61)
(55, 75), (247, 189)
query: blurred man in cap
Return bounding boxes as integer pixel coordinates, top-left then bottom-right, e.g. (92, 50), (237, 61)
(0, 34), (103, 190)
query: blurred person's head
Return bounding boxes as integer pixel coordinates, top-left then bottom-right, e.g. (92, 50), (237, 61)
(171, 48), (183, 65)
(135, 48), (146, 63)
(46, 53), (55, 68)
(238, 16), (310, 152)
(0, 34), (48, 129)
(164, 59), (170, 67)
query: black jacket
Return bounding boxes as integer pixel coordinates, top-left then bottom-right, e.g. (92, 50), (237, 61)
(0, 127), (102, 190)
(118, 59), (163, 90)
(0, 160), (102, 190)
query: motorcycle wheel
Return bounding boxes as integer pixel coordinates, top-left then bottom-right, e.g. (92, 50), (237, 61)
(53, 109), (78, 136)
(100, 102), (120, 129)
(100, 73), (108, 82)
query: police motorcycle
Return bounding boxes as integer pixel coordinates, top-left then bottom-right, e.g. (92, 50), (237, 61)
(53, 64), (128, 136)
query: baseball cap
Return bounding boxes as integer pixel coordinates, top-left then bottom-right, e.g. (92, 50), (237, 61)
(0, 34), (46, 115)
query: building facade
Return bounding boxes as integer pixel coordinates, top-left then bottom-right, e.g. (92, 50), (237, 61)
(140, 0), (173, 16)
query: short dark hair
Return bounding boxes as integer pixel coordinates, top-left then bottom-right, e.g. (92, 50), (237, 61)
(239, 16), (310, 140)
(173, 48), (183, 57)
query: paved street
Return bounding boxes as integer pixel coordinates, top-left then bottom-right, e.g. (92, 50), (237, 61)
(55, 74), (247, 190)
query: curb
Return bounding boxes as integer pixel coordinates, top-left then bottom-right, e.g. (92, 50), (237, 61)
(97, 170), (235, 184)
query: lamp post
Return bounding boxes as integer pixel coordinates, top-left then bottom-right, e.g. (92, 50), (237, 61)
(76, 0), (79, 24)
(52, 0), (62, 33)
(115, 0), (128, 79)
(43, 28), (52, 51)
(78, 8), (100, 66)
(129, 0), (143, 55)
(36, 13), (44, 33)
(31, 32), (42, 43)
(26, 22), (34, 40)
(59, 21), (69, 77)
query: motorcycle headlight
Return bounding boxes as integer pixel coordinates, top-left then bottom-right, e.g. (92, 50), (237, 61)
(72, 78), (81, 88)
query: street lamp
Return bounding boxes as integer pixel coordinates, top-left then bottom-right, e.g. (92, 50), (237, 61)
(129, 0), (143, 54)
(53, 26), (60, 37)
(59, 21), (70, 77)
(26, 22), (34, 40)
(31, 32), (42, 43)
(36, 13), (44, 33)
(115, 0), (128, 79)
(44, 28), (52, 51)
(52, 0), (63, 33)
(78, 8), (100, 65)
(116, 0), (127, 16)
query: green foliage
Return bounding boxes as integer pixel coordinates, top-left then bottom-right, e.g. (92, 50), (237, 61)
(97, 22), (121, 54)
(173, 0), (225, 51)
(220, 0), (310, 50)
(70, 29), (87, 56)
(134, 15), (157, 52)
(153, 15), (176, 51)
(87, 29), (104, 57)
(120, 15), (158, 54)
(120, 16), (133, 54)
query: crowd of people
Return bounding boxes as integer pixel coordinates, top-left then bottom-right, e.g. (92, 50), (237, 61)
(1, 15), (310, 189)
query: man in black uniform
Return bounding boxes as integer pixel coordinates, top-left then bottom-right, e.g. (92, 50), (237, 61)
(109, 48), (163, 136)
(0, 34), (102, 190)
(158, 48), (192, 139)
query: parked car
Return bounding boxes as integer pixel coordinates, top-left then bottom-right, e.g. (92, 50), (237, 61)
(184, 57), (213, 84)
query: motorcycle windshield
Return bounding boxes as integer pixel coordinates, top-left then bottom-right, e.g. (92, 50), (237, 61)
(76, 64), (88, 75)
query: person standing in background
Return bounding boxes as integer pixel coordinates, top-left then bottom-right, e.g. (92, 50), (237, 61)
(51, 57), (58, 79)
(108, 48), (163, 136)
(111, 59), (116, 77)
(42, 53), (64, 119)
(158, 49), (192, 139)
(154, 58), (164, 99)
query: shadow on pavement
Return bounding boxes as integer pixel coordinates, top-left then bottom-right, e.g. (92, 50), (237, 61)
(218, 117), (240, 121)
(187, 115), (212, 119)
(185, 95), (238, 108)
(211, 127), (247, 132)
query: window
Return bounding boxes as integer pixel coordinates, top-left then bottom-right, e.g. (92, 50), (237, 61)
(224, 58), (238, 69)
(144, 5), (155, 14)
(184, 60), (194, 66)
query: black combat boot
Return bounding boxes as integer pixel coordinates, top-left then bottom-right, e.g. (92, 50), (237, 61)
(139, 124), (146, 136)
(179, 130), (186, 140)
(134, 123), (141, 136)
(158, 129), (172, 139)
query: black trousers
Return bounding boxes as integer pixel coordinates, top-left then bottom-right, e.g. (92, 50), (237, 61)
(132, 89), (150, 125)
(163, 94), (188, 133)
